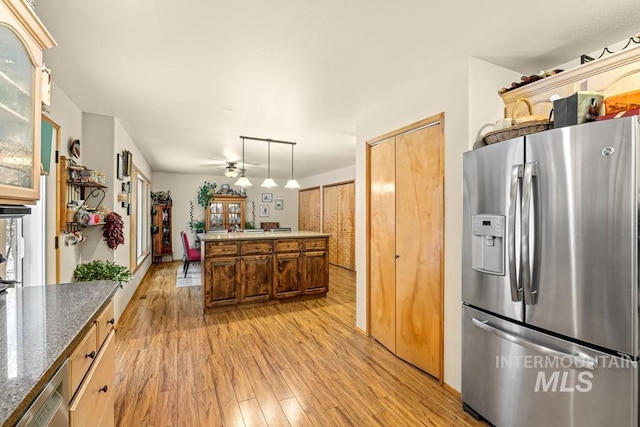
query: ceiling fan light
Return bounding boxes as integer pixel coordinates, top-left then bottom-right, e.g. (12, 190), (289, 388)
(284, 179), (300, 189)
(235, 175), (252, 187)
(225, 169), (238, 178)
(261, 177), (278, 188)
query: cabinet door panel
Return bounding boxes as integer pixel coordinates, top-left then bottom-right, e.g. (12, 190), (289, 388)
(395, 123), (443, 377)
(369, 138), (396, 353)
(203, 257), (239, 307)
(70, 331), (115, 427)
(274, 253), (301, 297)
(241, 255), (272, 302)
(337, 182), (355, 270)
(69, 324), (98, 399)
(322, 185), (339, 265)
(302, 251), (328, 294)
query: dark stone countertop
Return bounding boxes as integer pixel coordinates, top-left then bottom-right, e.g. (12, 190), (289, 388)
(0, 281), (119, 427)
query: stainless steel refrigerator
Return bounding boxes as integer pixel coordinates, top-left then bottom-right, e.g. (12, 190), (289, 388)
(462, 116), (639, 426)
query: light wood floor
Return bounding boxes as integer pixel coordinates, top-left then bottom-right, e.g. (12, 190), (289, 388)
(114, 262), (485, 426)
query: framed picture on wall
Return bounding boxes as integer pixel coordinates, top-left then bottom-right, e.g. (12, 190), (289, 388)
(274, 199), (284, 210)
(123, 150), (133, 177)
(259, 205), (269, 217)
(261, 193), (273, 202)
(116, 153), (123, 180)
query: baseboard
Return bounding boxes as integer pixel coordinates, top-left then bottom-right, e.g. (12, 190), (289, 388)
(354, 326), (368, 336)
(443, 383), (461, 400)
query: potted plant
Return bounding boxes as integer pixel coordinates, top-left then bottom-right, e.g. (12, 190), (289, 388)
(197, 181), (217, 208)
(73, 260), (133, 283)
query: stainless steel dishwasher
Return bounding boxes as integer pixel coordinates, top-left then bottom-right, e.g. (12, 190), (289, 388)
(17, 361), (69, 427)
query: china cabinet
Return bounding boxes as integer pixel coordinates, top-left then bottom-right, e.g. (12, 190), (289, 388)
(0, 0), (55, 204)
(152, 203), (172, 263)
(205, 195), (246, 231)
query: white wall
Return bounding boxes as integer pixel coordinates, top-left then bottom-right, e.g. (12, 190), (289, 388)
(354, 56), (518, 391)
(44, 82), (84, 283)
(151, 173), (300, 260)
(42, 83), (152, 321)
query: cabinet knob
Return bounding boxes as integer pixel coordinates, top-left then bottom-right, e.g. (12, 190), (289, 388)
(395, 254), (400, 259)
(99, 385), (108, 393)
(85, 351), (96, 359)
(107, 318), (115, 325)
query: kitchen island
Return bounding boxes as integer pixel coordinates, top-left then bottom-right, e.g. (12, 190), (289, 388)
(198, 231), (330, 309)
(0, 281), (119, 427)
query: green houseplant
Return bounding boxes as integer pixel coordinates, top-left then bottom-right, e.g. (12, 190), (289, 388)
(73, 260), (133, 283)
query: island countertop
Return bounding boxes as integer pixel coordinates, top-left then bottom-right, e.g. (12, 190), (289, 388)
(0, 281), (119, 427)
(197, 230), (330, 241)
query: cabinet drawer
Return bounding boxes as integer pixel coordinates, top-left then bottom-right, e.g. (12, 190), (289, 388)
(96, 300), (115, 350)
(70, 331), (115, 427)
(206, 242), (238, 257)
(275, 240), (301, 252)
(69, 324), (98, 399)
(303, 238), (327, 251)
(242, 241), (272, 255)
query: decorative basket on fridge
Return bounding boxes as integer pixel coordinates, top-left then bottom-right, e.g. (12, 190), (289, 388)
(483, 98), (550, 145)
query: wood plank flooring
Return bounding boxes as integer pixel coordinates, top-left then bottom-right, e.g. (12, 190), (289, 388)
(114, 262), (485, 426)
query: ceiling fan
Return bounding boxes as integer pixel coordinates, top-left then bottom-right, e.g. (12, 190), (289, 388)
(223, 162), (240, 178)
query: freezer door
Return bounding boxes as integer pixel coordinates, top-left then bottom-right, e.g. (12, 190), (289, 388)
(462, 306), (637, 427)
(525, 117), (639, 356)
(463, 138), (524, 321)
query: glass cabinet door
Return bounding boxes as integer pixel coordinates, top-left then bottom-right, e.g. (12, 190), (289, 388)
(208, 202), (224, 230)
(0, 25), (34, 190)
(228, 203), (241, 229)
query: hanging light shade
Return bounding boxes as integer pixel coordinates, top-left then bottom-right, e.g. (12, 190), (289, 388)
(261, 140), (278, 187)
(284, 144), (300, 189)
(235, 137), (252, 187)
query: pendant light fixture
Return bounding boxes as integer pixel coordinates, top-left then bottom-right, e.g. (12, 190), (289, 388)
(284, 144), (300, 189)
(261, 140), (278, 188)
(235, 137), (252, 187)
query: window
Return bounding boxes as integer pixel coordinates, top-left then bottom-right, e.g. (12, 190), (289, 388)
(130, 165), (150, 270)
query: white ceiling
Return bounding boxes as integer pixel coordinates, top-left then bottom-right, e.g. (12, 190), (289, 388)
(34, 1), (640, 180)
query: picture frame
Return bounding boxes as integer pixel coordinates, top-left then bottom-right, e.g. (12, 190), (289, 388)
(274, 199), (284, 210)
(261, 193), (273, 202)
(116, 153), (123, 180)
(124, 150), (133, 177)
(259, 205), (269, 217)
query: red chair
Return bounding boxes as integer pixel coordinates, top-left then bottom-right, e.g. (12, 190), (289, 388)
(180, 231), (201, 278)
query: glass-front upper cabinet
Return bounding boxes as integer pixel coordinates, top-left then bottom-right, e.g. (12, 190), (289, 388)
(0, 1), (55, 205)
(205, 196), (246, 231)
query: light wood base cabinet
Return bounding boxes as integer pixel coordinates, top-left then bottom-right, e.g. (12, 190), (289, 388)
(69, 299), (116, 427)
(70, 331), (115, 427)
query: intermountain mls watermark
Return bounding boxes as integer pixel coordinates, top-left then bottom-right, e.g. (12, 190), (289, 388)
(496, 355), (635, 392)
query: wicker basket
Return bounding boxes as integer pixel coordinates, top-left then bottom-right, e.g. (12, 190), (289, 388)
(483, 98), (550, 145)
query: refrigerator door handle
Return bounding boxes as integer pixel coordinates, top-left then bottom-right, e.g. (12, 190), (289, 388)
(508, 164), (523, 302)
(521, 162), (537, 305)
(471, 318), (597, 370)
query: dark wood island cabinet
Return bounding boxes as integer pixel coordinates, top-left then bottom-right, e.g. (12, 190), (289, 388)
(198, 231), (330, 309)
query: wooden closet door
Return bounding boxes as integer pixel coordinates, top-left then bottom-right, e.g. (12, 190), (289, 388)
(337, 182), (355, 270)
(299, 187), (321, 231)
(369, 138), (396, 352)
(395, 123), (443, 377)
(322, 185), (339, 265)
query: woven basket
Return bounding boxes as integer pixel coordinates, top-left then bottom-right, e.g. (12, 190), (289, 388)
(483, 98), (550, 145)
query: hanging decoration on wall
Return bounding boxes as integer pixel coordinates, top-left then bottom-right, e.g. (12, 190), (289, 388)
(69, 139), (80, 159)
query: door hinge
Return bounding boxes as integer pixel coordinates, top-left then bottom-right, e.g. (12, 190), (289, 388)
(55, 150), (59, 163)
(54, 236), (59, 249)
